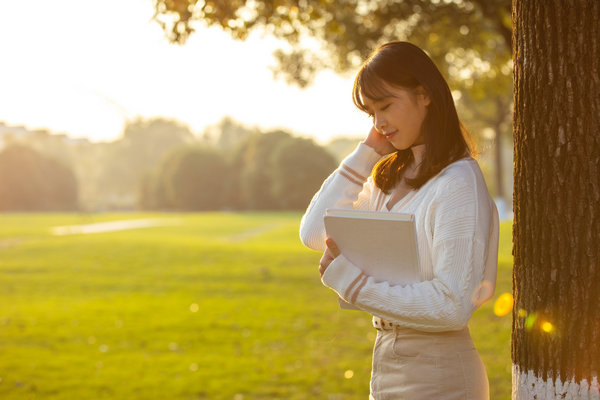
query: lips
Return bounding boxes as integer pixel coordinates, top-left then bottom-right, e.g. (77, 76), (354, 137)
(383, 130), (398, 140)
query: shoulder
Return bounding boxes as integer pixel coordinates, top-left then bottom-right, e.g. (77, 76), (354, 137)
(425, 157), (493, 210)
(432, 158), (481, 190)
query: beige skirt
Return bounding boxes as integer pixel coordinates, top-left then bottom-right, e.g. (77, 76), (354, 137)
(369, 322), (489, 400)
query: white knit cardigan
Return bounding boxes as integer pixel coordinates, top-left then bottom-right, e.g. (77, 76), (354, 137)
(300, 143), (499, 332)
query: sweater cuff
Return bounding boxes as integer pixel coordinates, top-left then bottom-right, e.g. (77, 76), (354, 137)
(321, 255), (368, 304)
(340, 142), (384, 181)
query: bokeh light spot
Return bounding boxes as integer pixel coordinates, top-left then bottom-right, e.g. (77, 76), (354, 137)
(189, 303), (199, 313)
(494, 293), (513, 316)
(541, 321), (555, 333)
(525, 312), (538, 331)
(518, 308), (527, 318)
(189, 363), (198, 372)
(344, 370), (354, 379)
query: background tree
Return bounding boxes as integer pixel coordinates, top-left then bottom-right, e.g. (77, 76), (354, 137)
(233, 130), (293, 210)
(153, 0), (513, 209)
(512, 1), (599, 397)
(269, 136), (337, 210)
(99, 117), (196, 209)
(325, 136), (362, 163)
(0, 145), (78, 211)
(202, 116), (260, 154)
(141, 146), (230, 211)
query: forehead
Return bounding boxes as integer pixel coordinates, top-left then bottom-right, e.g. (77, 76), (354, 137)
(360, 77), (394, 101)
(361, 81), (409, 105)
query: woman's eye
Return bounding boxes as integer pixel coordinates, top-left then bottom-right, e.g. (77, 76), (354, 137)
(381, 104), (391, 111)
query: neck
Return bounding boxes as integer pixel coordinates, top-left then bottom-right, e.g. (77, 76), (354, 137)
(410, 143), (426, 166)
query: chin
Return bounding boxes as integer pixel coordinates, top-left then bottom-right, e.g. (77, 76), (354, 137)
(390, 142), (411, 151)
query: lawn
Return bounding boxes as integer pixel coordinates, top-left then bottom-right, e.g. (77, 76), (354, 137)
(0, 212), (513, 399)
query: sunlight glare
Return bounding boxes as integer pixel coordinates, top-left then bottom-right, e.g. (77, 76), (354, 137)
(541, 321), (555, 333)
(493, 293), (513, 317)
(525, 312), (538, 331)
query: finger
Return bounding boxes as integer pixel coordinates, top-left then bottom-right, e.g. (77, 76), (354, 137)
(325, 238), (341, 258)
(318, 263), (326, 277)
(319, 251), (333, 266)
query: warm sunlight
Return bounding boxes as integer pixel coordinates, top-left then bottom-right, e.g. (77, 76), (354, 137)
(493, 292), (513, 317)
(0, 0), (368, 144)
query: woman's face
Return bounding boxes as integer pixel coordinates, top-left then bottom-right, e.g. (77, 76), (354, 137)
(362, 82), (430, 150)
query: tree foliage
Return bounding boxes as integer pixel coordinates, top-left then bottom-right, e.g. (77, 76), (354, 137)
(269, 136), (337, 209)
(0, 145), (79, 211)
(232, 130), (295, 210)
(140, 146), (230, 210)
(152, 0), (511, 88)
(99, 117), (196, 208)
(152, 0), (513, 203)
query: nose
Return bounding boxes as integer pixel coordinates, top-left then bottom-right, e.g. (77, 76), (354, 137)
(374, 114), (386, 133)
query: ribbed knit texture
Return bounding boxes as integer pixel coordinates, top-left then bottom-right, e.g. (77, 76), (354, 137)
(300, 142), (499, 332)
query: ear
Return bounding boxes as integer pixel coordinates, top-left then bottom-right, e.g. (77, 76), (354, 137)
(416, 86), (431, 106)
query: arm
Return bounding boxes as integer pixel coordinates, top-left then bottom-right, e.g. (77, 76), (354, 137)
(321, 173), (499, 331)
(299, 142), (383, 251)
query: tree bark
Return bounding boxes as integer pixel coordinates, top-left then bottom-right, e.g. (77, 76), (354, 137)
(512, 0), (600, 398)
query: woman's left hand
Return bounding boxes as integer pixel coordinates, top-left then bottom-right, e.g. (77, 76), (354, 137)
(319, 238), (341, 277)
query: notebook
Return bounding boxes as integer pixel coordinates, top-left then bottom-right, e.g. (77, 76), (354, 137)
(324, 208), (421, 309)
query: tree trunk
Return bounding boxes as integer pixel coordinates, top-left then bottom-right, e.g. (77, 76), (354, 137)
(512, 1), (600, 398)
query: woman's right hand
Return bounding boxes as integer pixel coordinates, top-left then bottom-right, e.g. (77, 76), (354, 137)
(363, 126), (396, 156)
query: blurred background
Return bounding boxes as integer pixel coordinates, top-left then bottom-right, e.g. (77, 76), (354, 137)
(0, 1), (515, 399)
(0, 0), (513, 217)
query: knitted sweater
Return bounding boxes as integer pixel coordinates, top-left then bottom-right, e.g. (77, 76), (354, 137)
(300, 143), (499, 332)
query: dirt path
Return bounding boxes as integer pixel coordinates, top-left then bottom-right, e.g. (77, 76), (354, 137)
(52, 218), (180, 235)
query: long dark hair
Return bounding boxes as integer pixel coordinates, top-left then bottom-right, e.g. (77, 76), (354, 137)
(352, 41), (473, 193)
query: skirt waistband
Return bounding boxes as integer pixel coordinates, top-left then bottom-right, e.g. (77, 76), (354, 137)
(372, 316), (474, 351)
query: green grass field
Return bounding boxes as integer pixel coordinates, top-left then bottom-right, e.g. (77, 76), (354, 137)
(0, 212), (513, 399)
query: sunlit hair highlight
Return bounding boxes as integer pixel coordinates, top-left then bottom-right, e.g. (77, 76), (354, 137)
(352, 41), (474, 193)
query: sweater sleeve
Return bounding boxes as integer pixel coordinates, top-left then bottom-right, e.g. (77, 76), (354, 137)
(321, 172), (497, 331)
(299, 142), (383, 251)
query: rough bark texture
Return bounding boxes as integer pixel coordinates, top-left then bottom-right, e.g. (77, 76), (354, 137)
(512, 0), (600, 395)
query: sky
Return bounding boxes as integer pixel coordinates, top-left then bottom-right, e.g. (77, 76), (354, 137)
(0, 0), (370, 144)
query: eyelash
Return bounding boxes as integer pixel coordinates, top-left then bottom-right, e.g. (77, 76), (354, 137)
(367, 104), (391, 118)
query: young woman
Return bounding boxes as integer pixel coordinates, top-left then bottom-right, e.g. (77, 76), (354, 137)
(300, 41), (499, 399)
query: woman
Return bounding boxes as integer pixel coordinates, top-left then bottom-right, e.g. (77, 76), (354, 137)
(299, 41), (499, 399)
